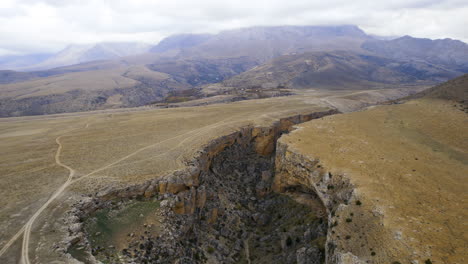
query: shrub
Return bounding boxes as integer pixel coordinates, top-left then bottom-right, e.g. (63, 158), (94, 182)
(286, 236), (293, 247)
(346, 218), (352, 223)
(356, 200), (362, 206)
(345, 235), (351, 240)
(206, 247), (215, 254)
(425, 260), (432, 264)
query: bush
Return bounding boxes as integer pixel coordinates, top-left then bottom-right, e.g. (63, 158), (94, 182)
(356, 200), (362, 206)
(286, 236), (293, 247)
(346, 218), (352, 223)
(425, 260), (432, 264)
(206, 247), (215, 254)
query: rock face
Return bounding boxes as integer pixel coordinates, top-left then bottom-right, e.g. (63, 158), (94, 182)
(273, 141), (384, 264)
(67, 95), (467, 264)
(67, 110), (337, 263)
(274, 97), (468, 264)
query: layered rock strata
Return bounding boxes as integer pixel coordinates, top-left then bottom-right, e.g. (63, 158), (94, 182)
(66, 110), (337, 263)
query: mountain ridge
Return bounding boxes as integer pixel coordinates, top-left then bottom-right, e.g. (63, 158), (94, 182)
(0, 25), (467, 117)
(202, 50), (461, 95)
(362, 35), (468, 72)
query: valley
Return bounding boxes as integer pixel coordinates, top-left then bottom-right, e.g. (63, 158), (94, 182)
(0, 87), (423, 264)
(1, 25), (467, 117)
(0, 17), (466, 264)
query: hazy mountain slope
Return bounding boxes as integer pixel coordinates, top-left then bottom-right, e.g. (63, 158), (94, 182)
(1, 25), (467, 117)
(147, 56), (258, 86)
(204, 51), (461, 94)
(0, 51), (166, 85)
(0, 70), (45, 84)
(25, 42), (151, 70)
(362, 36), (468, 72)
(0, 53), (260, 117)
(406, 73), (468, 102)
(150, 34), (213, 53)
(0, 53), (52, 70)
(0, 65), (190, 117)
(152, 25), (372, 62)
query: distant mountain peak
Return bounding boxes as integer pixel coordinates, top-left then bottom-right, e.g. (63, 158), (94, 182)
(362, 35), (468, 72)
(18, 42), (151, 71)
(150, 25), (372, 62)
(150, 34), (213, 53)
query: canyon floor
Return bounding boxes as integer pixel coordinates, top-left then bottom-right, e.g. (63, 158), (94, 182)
(1, 85), (464, 264)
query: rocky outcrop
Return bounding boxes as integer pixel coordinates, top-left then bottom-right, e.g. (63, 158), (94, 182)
(273, 142), (359, 264)
(273, 135), (407, 264)
(271, 97), (468, 264)
(66, 109), (337, 263)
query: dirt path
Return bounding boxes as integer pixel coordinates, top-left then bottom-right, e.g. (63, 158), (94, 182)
(0, 123), (88, 262)
(0, 226), (25, 258)
(69, 116), (234, 185)
(3, 116), (234, 262)
(20, 133), (77, 264)
(4, 104), (280, 263)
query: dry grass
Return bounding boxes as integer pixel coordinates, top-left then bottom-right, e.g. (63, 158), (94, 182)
(0, 69), (139, 99)
(281, 98), (468, 263)
(0, 87), (424, 262)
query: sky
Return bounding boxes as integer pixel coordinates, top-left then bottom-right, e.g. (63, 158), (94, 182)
(1, 0), (467, 55)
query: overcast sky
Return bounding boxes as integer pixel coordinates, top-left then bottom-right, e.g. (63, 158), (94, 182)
(1, 0), (467, 55)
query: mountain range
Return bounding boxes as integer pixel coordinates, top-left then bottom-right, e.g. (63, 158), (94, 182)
(0, 25), (467, 117)
(204, 51), (460, 94)
(0, 42), (151, 71)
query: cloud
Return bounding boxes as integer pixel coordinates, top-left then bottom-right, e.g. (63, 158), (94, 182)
(1, 0), (467, 54)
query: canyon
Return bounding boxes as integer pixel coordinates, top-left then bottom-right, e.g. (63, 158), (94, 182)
(0, 87), (432, 264)
(62, 78), (467, 264)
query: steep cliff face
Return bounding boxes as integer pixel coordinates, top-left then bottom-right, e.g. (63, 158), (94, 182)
(67, 110), (338, 264)
(273, 142), (401, 264)
(68, 96), (466, 264)
(273, 98), (468, 264)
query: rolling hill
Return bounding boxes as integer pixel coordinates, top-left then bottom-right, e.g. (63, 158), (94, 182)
(203, 51), (461, 95)
(0, 25), (467, 117)
(0, 42), (151, 71)
(405, 73), (468, 103)
(152, 25), (371, 62)
(362, 36), (468, 72)
(26, 42), (152, 70)
(0, 53), (53, 71)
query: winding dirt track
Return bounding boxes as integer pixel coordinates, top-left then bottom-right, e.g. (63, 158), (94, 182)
(0, 115), (239, 263)
(20, 133), (77, 264)
(0, 123), (87, 263)
(1, 104), (280, 263)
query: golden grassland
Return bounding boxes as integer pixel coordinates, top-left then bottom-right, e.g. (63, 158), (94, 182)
(0, 92), (325, 260)
(281, 98), (468, 263)
(0, 87), (424, 262)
